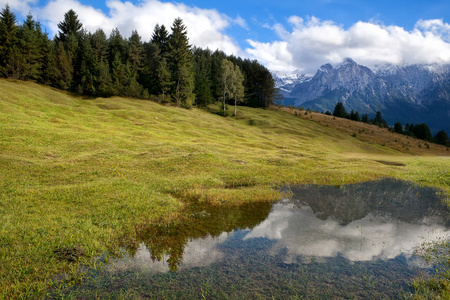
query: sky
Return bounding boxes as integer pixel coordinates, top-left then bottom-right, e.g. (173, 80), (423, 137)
(3, 0), (450, 74)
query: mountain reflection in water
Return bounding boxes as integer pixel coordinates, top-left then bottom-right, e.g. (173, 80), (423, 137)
(50, 179), (450, 299)
(117, 179), (449, 272)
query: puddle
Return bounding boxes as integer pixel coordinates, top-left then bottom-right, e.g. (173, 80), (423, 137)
(48, 179), (450, 299)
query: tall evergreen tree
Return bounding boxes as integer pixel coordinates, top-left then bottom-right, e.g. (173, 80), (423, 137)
(0, 5), (22, 78)
(53, 41), (73, 90)
(394, 122), (404, 134)
(434, 130), (450, 146)
(56, 10), (83, 90)
(237, 58), (277, 108)
(90, 29), (112, 96)
(168, 18), (195, 107)
(18, 14), (47, 80)
(127, 30), (144, 72)
(361, 114), (368, 123)
(108, 28), (125, 61)
(77, 31), (95, 94)
(155, 56), (171, 102)
(333, 102), (347, 118)
(413, 123), (432, 141)
(151, 24), (169, 55)
(56, 9), (83, 43)
(193, 47), (214, 106)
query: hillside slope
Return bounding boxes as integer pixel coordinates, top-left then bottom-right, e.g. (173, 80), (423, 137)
(0, 79), (449, 298)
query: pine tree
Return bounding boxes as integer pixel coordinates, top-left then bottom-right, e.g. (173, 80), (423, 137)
(151, 24), (169, 55)
(333, 102), (347, 118)
(361, 114), (369, 123)
(54, 41), (73, 90)
(91, 29), (111, 96)
(237, 58), (277, 108)
(394, 122), (404, 134)
(210, 50), (227, 100)
(413, 123), (432, 141)
(56, 10), (83, 43)
(156, 56), (171, 102)
(434, 130), (449, 146)
(108, 28), (126, 63)
(193, 47), (214, 106)
(168, 18), (195, 107)
(77, 32), (95, 95)
(17, 14), (40, 80)
(127, 30), (144, 73)
(0, 5), (22, 78)
(124, 30), (145, 98)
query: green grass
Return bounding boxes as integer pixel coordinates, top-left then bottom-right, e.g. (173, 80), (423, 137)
(0, 79), (449, 298)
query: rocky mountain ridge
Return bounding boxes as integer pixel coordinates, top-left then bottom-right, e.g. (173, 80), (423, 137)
(272, 59), (450, 133)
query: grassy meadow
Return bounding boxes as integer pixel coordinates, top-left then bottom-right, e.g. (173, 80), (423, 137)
(0, 79), (449, 298)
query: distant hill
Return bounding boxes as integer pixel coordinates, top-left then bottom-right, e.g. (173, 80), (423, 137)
(272, 58), (450, 134)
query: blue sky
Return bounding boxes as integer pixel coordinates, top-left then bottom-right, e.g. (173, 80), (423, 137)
(4, 0), (450, 73)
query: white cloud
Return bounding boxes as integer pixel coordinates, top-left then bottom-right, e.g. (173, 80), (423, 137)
(245, 204), (449, 262)
(2, 0), (242, 55)
(0, 0), (37, 16)
(246, 16), (450, 74)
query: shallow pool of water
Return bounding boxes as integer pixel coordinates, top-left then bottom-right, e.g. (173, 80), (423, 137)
(49, 179), (450, 299)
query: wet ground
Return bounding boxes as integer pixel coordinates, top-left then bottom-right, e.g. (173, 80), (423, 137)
(48, 179), (450, 299)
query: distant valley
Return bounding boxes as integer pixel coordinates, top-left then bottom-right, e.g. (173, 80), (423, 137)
(273, 59), (450, 134)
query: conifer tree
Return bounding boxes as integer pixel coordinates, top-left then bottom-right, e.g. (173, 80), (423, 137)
(91, 29), (112, 96)
(156, 56), (171, 102)
(333, 102), (347, 118)
(0, 5), (22, 78)
(127, 30), (144, 73)
(434, 130), (449, 146)
(108, 28), (126, 63)
(18, 14), (46, 80)
(394, 122), (404, 134)
(151, 24), (169, 55)
(56, 9), (82, 43)
(193, 47), (214, 106)
(77, 32), (95, 94)
(210, 50), (227, 100)
(56, 10), (83, 90)
(168, 18), (195, 107)
(54, 41), (73, 90)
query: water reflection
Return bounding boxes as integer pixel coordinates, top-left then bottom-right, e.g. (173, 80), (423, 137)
(246, 203), (448, 263)
(126, 179), (449, 271)
(122, 201), (272, 271)
(51, 179), (450, 299)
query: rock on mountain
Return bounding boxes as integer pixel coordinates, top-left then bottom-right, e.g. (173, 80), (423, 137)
(271, 70), (311, 96)
(276, 58), (450, 134)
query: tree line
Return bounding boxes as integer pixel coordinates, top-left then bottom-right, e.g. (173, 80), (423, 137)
(0, 6), (278, 111)
(328, 102), (450, 147)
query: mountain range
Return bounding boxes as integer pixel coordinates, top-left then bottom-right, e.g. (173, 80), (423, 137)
(273, 58), (450, 134)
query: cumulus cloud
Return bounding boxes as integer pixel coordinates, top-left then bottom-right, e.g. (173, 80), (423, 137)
(1, 0), (242, 55)
(244, 204), (449, 262)
(246, 16), (450, 74)
(0, 0), (37, 16)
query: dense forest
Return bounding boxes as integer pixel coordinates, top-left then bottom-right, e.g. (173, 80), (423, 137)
(327, 102), (450, 147)
(0, 6), (279, 111)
